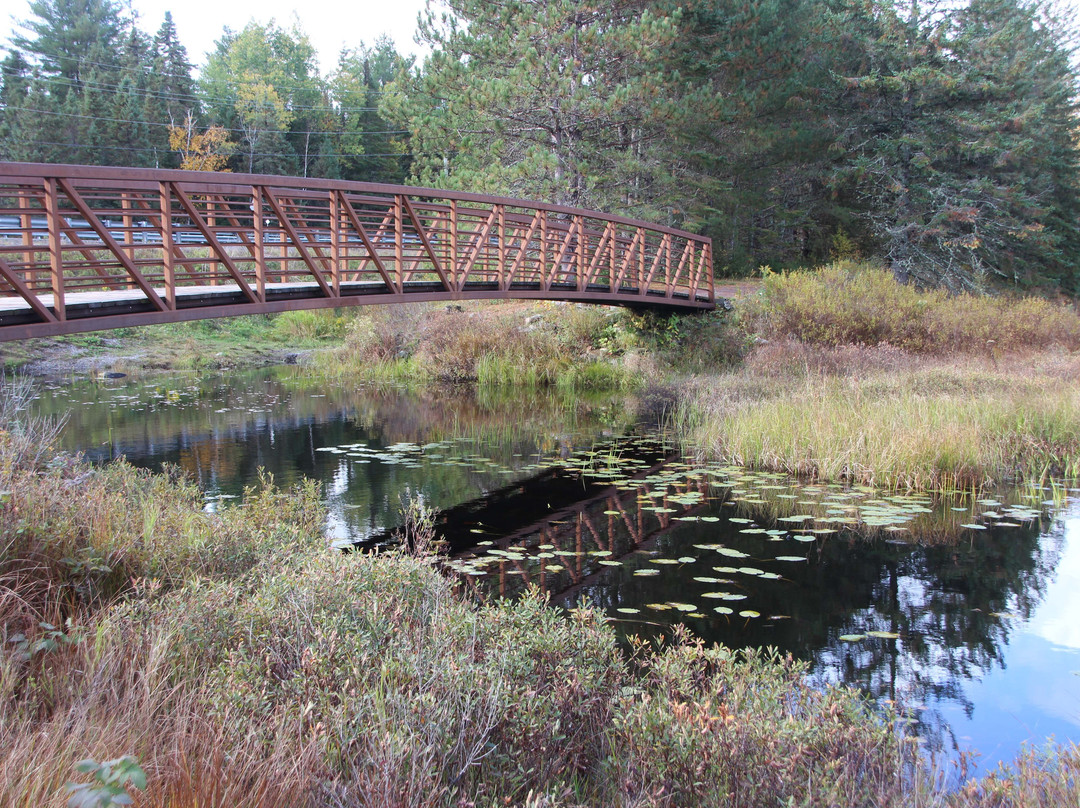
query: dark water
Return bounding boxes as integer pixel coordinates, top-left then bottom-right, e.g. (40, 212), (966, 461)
(28, 367), (1080, 778)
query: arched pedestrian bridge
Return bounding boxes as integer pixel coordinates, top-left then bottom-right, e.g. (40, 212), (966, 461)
(0, 163), (714, 341)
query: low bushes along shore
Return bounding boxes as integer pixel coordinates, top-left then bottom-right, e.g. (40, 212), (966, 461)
(1, 374), (1078, 807)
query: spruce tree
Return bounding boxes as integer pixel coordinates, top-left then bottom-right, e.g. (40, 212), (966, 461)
(150, 12), (198, 128)
(827, 0), (1080, 291)
(324, 38), (412, 184)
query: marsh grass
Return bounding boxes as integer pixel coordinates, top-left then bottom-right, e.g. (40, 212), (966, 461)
(682, 353), (1080, 489)
(319, 301), (642, 390)
(682, 265), (1080, 489)
(743, 262), (1080, 354)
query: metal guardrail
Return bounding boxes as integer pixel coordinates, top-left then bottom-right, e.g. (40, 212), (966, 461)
(0, 162), (714, 340)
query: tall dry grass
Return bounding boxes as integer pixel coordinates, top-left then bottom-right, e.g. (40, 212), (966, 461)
(681, 265), (1080, 489)
(742, 262), (1080, 354)
(318, 302), (640, 389)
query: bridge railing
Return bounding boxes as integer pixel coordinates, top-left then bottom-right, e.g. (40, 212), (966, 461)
(0, 163), (713, 330)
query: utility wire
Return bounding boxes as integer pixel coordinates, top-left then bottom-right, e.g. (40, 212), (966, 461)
(22, 139), (413, 159)
(14, 53), (409, 98)
(8, 105), (411, 137)
(18, 72), (397, 113)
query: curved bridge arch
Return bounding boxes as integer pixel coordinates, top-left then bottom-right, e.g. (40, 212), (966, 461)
(0, 163), (714, 341)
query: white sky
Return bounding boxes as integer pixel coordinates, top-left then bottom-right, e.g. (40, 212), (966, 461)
(2, 0), (1079, 76)
(1, 0), (435, 74)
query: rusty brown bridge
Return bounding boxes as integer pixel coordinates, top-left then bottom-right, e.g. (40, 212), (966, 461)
(0, 163), (714, 341)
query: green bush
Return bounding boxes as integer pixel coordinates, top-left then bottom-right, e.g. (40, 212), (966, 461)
(271, 309), (348, 341)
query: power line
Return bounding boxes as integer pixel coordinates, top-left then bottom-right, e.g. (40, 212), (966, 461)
(22, 139), (413, 159)
(14, 52), (409, 99)
(22, 72), (397, 114)
(8, 104), (411, 137)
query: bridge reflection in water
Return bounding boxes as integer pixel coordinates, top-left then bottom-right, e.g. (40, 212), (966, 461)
(0, 162), (714, 340)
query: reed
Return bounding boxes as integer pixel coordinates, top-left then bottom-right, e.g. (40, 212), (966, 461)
(681, 359), (1080, 489)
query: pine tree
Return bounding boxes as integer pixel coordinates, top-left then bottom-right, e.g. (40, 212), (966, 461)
(150, 12), (198, 128)
(383, 0), (683, 213)
(4, 0), (157, 165)
(669, 0), (850, 269)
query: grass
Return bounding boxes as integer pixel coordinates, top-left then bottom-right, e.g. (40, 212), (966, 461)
(1, 309), (352, 375)
(680, 263), (1080, 490)
(743, 262), (1080, 354)
(317, 300), (645, 391)
(1, 374), (1078, 807)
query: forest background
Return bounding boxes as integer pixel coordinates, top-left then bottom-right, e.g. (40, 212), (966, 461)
(2, 0), (1079, 295)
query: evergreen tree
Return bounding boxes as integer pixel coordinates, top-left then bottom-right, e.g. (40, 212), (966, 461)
(323, 38), (412, 184)
(3, 0), (162, 165)
(827, 0), (1080, 291)
(383, 0), (683, 213)
(150, 12), (198, 127)
(670, 0), (850, 268)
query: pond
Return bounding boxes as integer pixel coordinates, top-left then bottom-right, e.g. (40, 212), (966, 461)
(28, 366), (1080, 779)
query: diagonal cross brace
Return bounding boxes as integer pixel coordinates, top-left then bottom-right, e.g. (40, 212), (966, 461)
(0, 254), (58, 323)
(166, 183), (261, 303)
(337, 192), (398, 293)
(261, 188), (335, 298)
(56, 178), (169, 311)
(400, 196), (451, 291)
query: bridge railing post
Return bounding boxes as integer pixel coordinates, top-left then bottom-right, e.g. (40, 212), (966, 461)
(394, 195), (404, 291)
(43, 178), (65, 322)
(330, 190), (341, 296)
(253, 186), (266, 300)
(158, 182), (174, 310)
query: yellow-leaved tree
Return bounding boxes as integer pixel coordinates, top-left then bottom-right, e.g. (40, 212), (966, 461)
(168, 112), (236, 172)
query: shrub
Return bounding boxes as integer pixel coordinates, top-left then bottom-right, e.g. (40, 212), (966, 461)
(606, 636), (910, 807)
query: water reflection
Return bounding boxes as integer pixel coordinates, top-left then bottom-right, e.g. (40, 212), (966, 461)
(28, 369), (1080, 776)
(32, 368), (648, 543)
(436, 452), (1077, 776)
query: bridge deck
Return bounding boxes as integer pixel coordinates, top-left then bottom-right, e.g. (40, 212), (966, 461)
(0, 162), (714, 340)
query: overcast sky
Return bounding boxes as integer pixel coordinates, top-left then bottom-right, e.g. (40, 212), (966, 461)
(1, 0), (434, 73)
(3, 0), (1079, 76)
